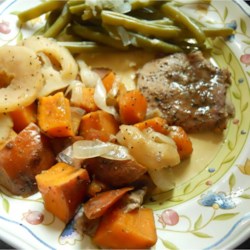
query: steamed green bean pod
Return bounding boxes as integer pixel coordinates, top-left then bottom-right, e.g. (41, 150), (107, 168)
(16, 1), (65, 23)
(101, 10), (182, 39)
(129, 0), (165, 11)
(71, 24), (128, 50)
(14, 0), (234, 54)
(202, 27), (234, 38)
(128, 32), (182, 53)
(160, 3), (206, 44)
(69, 3), (88, 14)
(43, 4), (71, 38)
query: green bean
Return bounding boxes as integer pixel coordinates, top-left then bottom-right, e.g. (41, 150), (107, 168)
(129, 7), (165, 20)
(57, 41), (111, 53)
(129, 0), (168, 11)
(16, 1), (65, 23)
(202, 27), (234, 38)
(43, 4), (71, 38)
(69, 3), (88, 14)
(128, 31), (182, 53)
(44, 9), (62, 31)
(67, 0), (84, 7)
(160, 3), (206, 44)
(101, 10), (182, 39)
(148, 18), (174, 25)
(71, 24), (128, 50)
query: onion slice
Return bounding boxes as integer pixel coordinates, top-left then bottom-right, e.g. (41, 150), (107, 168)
(72, 140), (131, 161)
(148, 168), (176, 191)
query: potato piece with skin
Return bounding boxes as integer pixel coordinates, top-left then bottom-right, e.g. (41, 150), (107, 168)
(0, 123), (55, 196)
(36, 162), (90, 223)
(84, 187), (133, 220)
(85, 157), (147, 187)
(116, 125), (180, 170)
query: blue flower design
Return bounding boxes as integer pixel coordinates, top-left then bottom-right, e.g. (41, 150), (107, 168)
(198, 191), (236, 209)
(225, 20), (237, 41)
(59, 216), (83, 245)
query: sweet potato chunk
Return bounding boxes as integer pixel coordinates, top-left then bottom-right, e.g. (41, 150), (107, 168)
(38, 92), (74, 137)
(0, 123), (55, 196)
(36, 162), (90, 223)
(79, 110), (119, 142)
(85, 158), (147, 187)
(93, 206), (157, 249)
(10, 102), (37, 133)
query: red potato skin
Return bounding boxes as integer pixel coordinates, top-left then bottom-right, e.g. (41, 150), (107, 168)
(0, 123), (55, 196)
(84, 187), (133, 220)
(85, 158), (147, 187)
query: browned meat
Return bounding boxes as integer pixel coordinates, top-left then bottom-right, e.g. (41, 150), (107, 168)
(137, 51), (234, 132)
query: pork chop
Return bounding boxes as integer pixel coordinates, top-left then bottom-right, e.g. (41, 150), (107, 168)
(137, 51), (234, 133)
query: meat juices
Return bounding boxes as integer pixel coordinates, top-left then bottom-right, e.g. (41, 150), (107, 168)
(137, 51), (234, 133)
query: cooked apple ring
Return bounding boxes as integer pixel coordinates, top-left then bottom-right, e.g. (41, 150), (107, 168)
(0, 45), (44, 113)
(20, 36), (78, 96)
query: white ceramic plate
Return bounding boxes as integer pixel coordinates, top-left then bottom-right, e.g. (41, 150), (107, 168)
(0, 0), (250, 249)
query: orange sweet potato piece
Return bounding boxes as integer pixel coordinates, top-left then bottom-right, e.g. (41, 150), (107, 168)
(38, 92), (74, 137)
(84, 187), (133, 220)
(81, 87), (99, 112)
(79, 110), (119, 142)
(36, 162), (90, 223)
(168, 126), (193, 159)
(118, 89), (147, 125)
(0, 123), (55, 196)
(93, 206), (157, 249)
(134, 117), (169, 135)
(10, 102), (37, 133)
(102, 71), (115, 92)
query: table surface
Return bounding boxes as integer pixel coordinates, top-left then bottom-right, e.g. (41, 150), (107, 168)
(0, 0), (250, 249)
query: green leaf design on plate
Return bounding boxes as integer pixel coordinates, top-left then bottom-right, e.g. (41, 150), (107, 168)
(223, 7), (228, 21)
(169, 197), (184, 202)
(194, 214), (203, 230)
(222, 155), (235, 164)
(183, 183), (192, 194)
(191, 231), (212, 238)
(240, 194), (250, 199)
(229, 173), (236, 191)
(242, 102), (249, 112)
(242, 40), (250, 45)
(212, 49), (223, 55)
(227, 53), (232, 64)
(213, 213), (239, 221)
(2, 198), (10, 213)
(227, 140), (234, 151)
(161, 239), (179, 250)
(232, 91), (241, 100)
(16, 31), (23, 42)
(240, 18), (247, 34)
